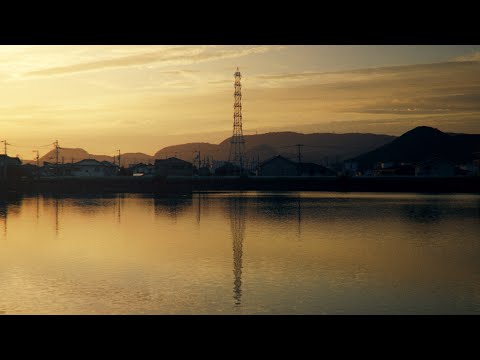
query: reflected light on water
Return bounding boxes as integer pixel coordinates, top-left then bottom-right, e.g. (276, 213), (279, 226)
(0, 191), (479, 314)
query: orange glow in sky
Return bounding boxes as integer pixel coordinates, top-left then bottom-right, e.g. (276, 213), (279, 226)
(1, 45), (479, 160)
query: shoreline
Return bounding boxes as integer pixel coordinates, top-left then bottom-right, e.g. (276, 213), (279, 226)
(0, 175), (478, 195)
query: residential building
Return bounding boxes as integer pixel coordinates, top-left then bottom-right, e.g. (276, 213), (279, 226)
(415, 159), (456, 177)
(0, 155), (21, 167)
(374, 164), (416, 176)
(259, 155), (336, 176)
(41, 159), (118, 177)
(474, 159), (480, 176)
(154, 157), (193, 176)
(129, 163), (155, 176)
(343, 161), (359, 176)
(259, 155), (298, 176)
(298, 162), (336, 176)
(214, 162), (243, 176)
(0, 155), (22, 179)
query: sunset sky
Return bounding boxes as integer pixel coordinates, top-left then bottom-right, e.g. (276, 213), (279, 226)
(1, 45), (480, 160)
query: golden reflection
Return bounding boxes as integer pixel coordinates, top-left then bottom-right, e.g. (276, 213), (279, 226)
(196, 193), (210, 227)
(197, 194), (200, 225)
(55, 197), (59, 236)
(0, 192), (479, 314)
(153, 196), (192, 222)
(36, 195), (40, 224)
(115, 194), (124, 224)
(0, 194), (23, 240)
(229, 197), (246, 306)
(297, 196), (302, 240)
(0, 199), (7, 239)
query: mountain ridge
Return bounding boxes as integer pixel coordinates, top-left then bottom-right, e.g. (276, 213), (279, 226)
(351, 126), (480, 168)
(30, 131), (394, 166)
(23, 127), (479, 167)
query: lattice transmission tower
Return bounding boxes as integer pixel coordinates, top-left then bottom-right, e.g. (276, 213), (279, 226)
(228, 67), (246, 173)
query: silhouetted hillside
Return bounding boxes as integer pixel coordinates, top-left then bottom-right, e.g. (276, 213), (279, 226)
(23, 128), (480, 169)
(352, 126), (480, 168)
(154, 132), (395, 164)
(22, 132), (394, 166)
(154, 143), (220, 162)
(34, 148), (154, 167)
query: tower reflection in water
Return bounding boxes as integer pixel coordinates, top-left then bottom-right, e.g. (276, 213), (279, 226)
(229, 197), (246, 307)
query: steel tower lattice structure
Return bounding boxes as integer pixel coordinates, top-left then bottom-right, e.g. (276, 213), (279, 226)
(228, 67), (246, 172)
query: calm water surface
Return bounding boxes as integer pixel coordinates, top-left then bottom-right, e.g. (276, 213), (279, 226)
(0, 191), (479, 314)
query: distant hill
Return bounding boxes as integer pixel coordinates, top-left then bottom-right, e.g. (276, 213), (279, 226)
(154, 132), (395, 165)
(154, 142), (221, 162)
(22, 131), (395, 167)
(31, 148), (154, 167)
(351, 126), (480, 168)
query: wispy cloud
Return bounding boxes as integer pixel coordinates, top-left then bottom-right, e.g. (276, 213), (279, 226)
(452, 51), (480, 62)
(254, 61), (480, 86)
(25, 46), (286, 77)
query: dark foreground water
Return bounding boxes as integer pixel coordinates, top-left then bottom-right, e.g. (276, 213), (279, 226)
(0, 191), (479, 314)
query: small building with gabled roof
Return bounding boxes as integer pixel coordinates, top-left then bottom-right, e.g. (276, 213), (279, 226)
(415, 158), (456, 177)
(154, 157), (193, 176)
(259, 155), (298, 176)
(41, 159), (119, 177)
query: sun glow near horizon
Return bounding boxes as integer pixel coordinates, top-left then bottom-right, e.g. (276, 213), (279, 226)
(1, 45), (480, 160)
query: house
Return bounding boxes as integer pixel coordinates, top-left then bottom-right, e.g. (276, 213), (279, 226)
(41, 159), (119, 177)
(457, 163), (476, 176)
(473, 153), (480, 176)
(69, 159), (118, 177)
(0, 155), (21, 167)
(20, 163), (39, 178)
(154, 157), (193, 176)
(214, 162), (242, 176)
(259, 155), (298, 176)
(374, 164), (416, 176)
(377, 161), (395, 169)
(343, 161), (359, 176)
(129, 163), (155, 176)
(0, 155), (22, 179)
(415, 159), (456, 177)
(298, 162), (336, 176)
(474, 159), (480, 176)
(258, 155), (335, 177)
(197, 166), (212, 176)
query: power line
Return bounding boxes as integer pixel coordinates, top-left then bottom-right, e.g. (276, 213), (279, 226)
(1, 140), (10, 156)
(8, 142), (55, 149)
(278, 144), (325, 149)
(33, 150), (40, 179)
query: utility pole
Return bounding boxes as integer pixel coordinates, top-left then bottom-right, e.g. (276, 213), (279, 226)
(197, 150), (201, 169)
(295, 144), (304, 164)
(1, 140), (9, 180)
(117, 150), (121, 167)
(33, 150), (40, 179)
(53, 140), (60, 177)
(295, 144), (304, 176)
(54, 140), (59, 165)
